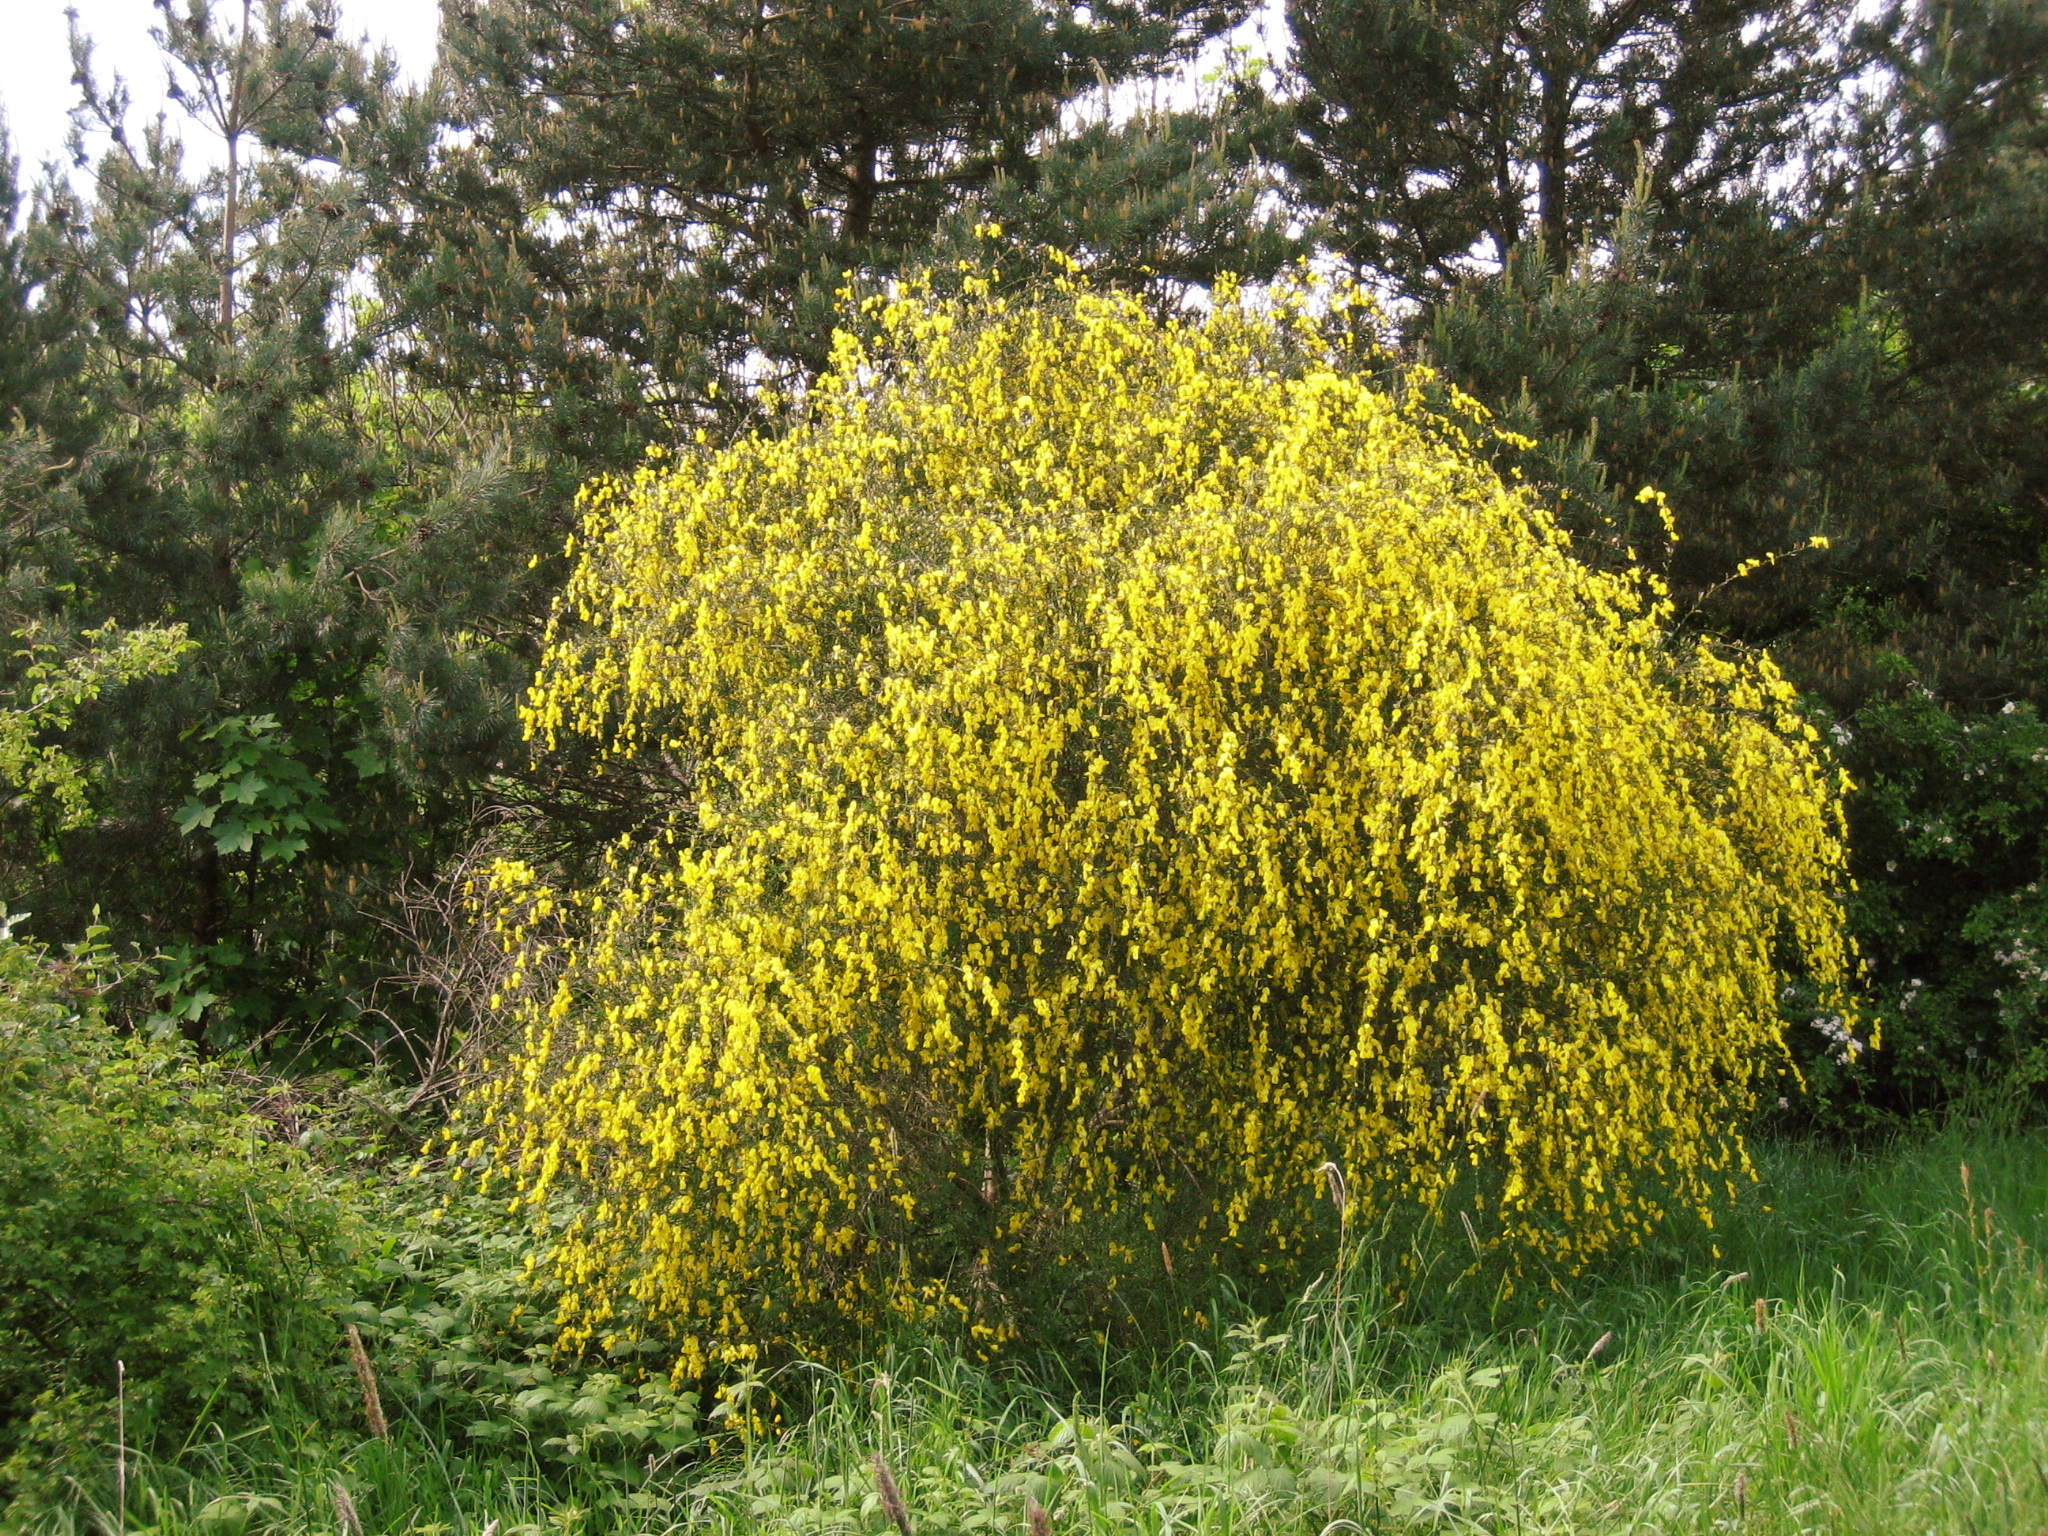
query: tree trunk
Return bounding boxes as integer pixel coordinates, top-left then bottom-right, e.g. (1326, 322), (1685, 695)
(1535, 25), (1574, 261)
(218, 0), (253, 338)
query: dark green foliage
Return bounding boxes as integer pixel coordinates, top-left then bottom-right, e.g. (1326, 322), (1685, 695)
(0, 0), (2033, 1123)
(974, 90), (1299, 301)
(343, 1183), (703, 1487)
(1850, 0), (2048, 388)
(1797, 696), (2048, 1121)
(1792, 0), (2048, 1116)
(389, 0), (1294, 444)
(1284, 0), (1852, 294)
(0, 929), (350, 1502)
(0, 2), (568, 1053)
(0, 919), (700, 1526)
(0, 0), (1300, 1060)
(0, 128), (89, 506)
(175, 714), (353, 869)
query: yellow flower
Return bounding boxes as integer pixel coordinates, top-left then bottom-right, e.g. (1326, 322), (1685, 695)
(466, 271), (1853, 1372)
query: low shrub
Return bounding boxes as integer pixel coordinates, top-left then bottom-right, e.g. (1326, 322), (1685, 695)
(0, 928), (351, 1508)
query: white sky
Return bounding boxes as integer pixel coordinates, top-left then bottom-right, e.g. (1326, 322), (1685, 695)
(1, 0), (442, 187)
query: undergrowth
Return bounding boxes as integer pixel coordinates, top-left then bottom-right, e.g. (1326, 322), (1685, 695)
(21, 1122), (2048, 1535)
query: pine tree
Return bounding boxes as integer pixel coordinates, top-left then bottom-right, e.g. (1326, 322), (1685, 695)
(0, 2), (562, 1052)
(1803, 0), (2047, 1117)
(1853, 0), (2048, 387)
(1284, 0), (1855, 295)
(0, 130), (88, 633)
(382, 0), (1293, 445)
(0, 131), (83, 449)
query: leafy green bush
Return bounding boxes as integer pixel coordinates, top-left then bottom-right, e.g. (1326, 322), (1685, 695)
(1805, 693), (2048, 1122)
(0, 928), (351, 1504)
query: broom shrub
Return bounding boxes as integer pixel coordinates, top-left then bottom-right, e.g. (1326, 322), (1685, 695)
(460, 273), (1855, 1369)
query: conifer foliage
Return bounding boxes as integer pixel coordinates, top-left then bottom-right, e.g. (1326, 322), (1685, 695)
(463, 277), (1853, 1366)
(397, 0), (1290, 445)
(1284, 0), (1851, 293)
(0, 1), (555, 1049)
(1358, 0), (2046, 1116)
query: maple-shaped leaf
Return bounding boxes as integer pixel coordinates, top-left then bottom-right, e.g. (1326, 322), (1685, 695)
(260, 832), (310, 862)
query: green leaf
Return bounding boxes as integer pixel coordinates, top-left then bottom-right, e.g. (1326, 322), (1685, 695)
(224, 772), (269, 804)
(212, 818), (255, 855)
(171, 988), (219, 1021)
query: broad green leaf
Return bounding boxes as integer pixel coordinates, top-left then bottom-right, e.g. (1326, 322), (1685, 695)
(224, 772), (268, 804)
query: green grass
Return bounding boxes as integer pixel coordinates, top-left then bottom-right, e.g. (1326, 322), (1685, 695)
(30, 1122), (2048, 1536)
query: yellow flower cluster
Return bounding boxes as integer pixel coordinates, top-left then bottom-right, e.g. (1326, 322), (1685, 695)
(458, 274), (1853, 1370)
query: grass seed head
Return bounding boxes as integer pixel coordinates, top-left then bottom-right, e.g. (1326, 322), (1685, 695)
(871, 1454), (913, 1536)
